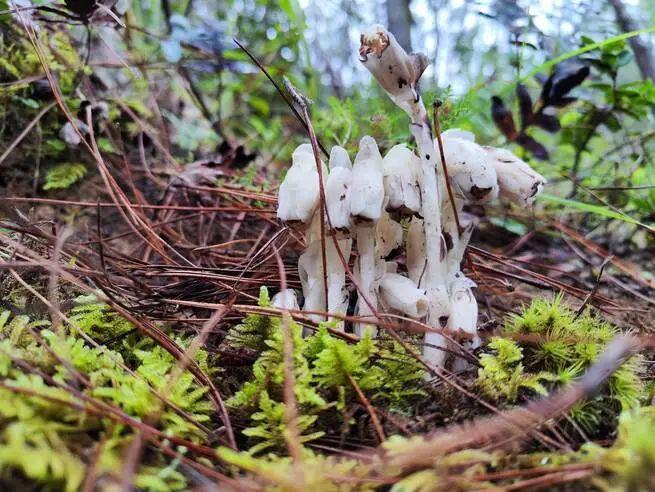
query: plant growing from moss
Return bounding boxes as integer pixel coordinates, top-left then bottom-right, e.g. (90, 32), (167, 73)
(477, 295), (642, 433)
(222, 286), (275, 352)
(227, 288), (426, 454)
(228, 297), (327, 454)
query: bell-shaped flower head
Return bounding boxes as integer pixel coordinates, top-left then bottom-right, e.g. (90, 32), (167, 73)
(325, 145), (353, 231)
(377, 272), (429, 319)
(350, 136), (385, 222)
(359, 25), (428, 115)
(382, 144), (421, 213)
(437, 132), (499, 204)
(277, 143), (325, 226)
(484, 146), (546, 207)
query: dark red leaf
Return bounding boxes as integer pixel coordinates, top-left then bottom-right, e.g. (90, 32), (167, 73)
(547, 63), (590, 104)
(491, 96), (519, 140)
(65, 0), (98, 18)
(516, 133), (549, 160)
(548, 96), (578, 108)
(535, 112), (560, 133)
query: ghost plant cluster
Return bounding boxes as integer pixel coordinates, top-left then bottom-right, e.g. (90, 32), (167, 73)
(276, 25), (546, 368)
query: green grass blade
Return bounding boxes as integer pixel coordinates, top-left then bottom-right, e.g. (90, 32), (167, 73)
(522, 26), (655, 82)
(541, 193), (654, 232)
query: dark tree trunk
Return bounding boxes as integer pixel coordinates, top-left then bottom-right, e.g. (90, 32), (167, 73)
(608, 0), (655, 82)
(386, 0), (413, 52)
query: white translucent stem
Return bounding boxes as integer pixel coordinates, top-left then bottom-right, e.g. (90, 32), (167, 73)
(411, 107), (450, 368)
(448, 275), (480, 372)
(359, 26), (449, 366)
(326, 237), (352, 330)
(355, 224), (378, 337)
(406, 216), (427, 288)
(298, 240), (325, 326)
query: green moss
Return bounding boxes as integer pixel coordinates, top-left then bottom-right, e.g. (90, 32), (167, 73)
(582, 407), (655, 490)
(227, 296), (426, 455)
(0, 304), (214, 490)
(477, 295), (643, 433)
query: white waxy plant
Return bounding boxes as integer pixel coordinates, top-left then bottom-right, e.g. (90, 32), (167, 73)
(325, 145), (353, 232)
(350, 136), (386, 336)
(484, 146), (547, 206)
(382, 144), (421, 213)
(360, 25), (450, 366)
(273, 26), (545, 370)
(277, 144), (325, 226)
(271, 289), (300, 311)
(358, 26), (545, 367)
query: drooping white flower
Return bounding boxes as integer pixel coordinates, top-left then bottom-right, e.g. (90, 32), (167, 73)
(271, 289), (299, 311)
(350, 136), (385, 222)
(359, 25), (428, 115)
(377, 272), (428, 319)
(382, 144), (421, 213)
(325, 145), (353, 231)
(484, 146), (547, 206)
(447, 274), (479, 348)
(277, 143), (326, 226)
(437, 132), (499, 204)
(375, 212), (403, 259)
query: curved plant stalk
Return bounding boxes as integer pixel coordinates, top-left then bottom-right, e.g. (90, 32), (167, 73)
(359, 25), (449, 365)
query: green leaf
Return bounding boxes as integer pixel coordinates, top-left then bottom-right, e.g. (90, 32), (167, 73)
(43, 163), (88, 190)
(541, 193), (652, 230)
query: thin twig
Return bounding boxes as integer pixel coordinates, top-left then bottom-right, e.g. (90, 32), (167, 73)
(0, 101), (56, 167)
(432, 99), (462, 235)
(284, 77), (330, 321)
(233, 38), (328, 156)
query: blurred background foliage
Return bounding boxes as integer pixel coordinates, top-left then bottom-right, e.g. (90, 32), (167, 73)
(1, 0), (654, 238)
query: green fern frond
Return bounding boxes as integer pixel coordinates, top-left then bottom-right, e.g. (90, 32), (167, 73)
(224, 286), (276, 351)
(43, 163), (87, 190)
(69, 296), (133, 339)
